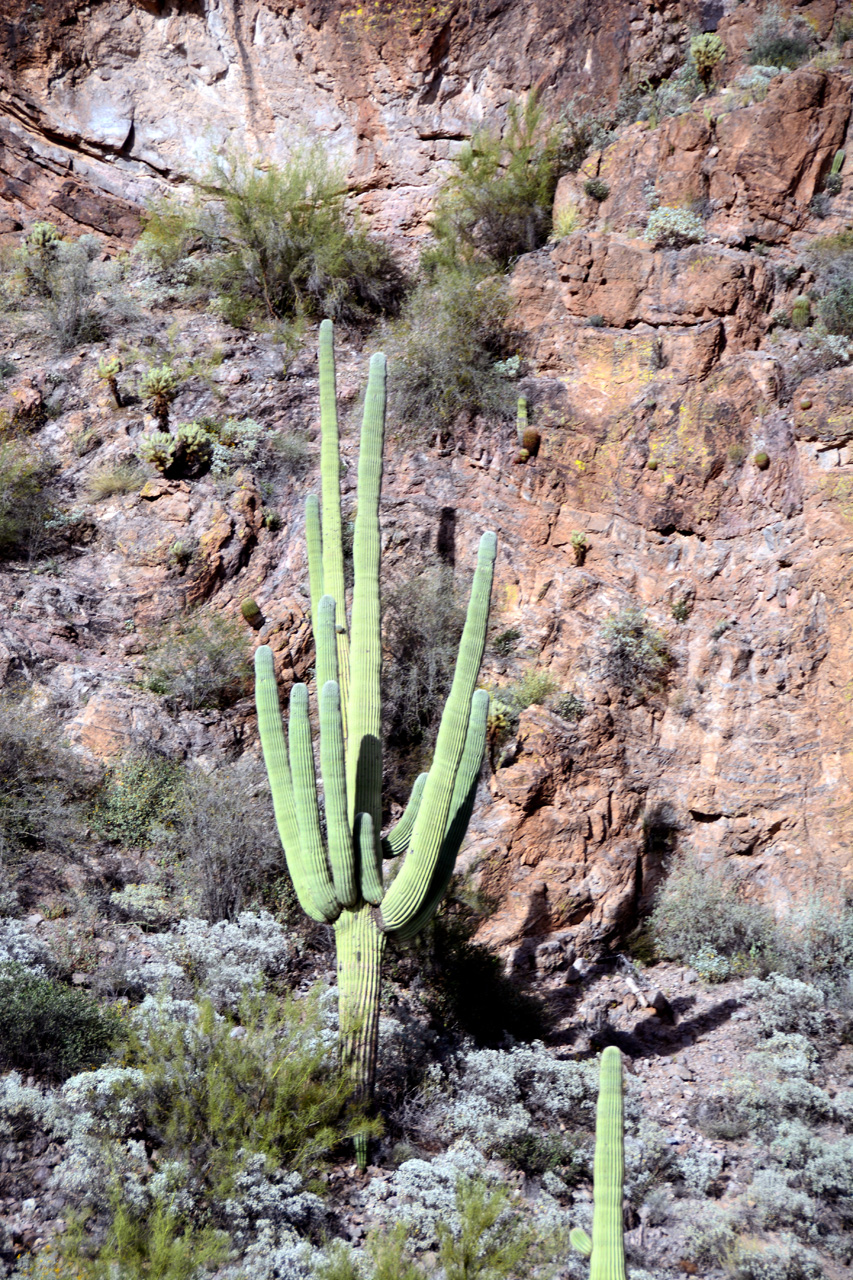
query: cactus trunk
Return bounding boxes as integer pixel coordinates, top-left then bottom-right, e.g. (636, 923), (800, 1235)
(255, 319), (496, 1167)
(335, 904), (386, 1167)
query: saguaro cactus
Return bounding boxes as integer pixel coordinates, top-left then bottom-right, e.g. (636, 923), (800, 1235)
(255, 319), (496, 1166)
(570, 1046), (626, 1280)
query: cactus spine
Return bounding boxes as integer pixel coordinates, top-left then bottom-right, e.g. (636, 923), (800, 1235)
(570, 1046), (626, 1280)
(254, 320), (496, 1167)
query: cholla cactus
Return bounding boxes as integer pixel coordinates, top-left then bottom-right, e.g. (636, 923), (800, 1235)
(140, 364), (178, 429)
(255, 320), (496, 1166)
(97, 355), (122, 408)
(138, 431), (176, 473)
(690, 32), (726, 89)
(138, 421), (212, 478)
(23, 221), (61, 296)
(570, 1046), (626, 1280)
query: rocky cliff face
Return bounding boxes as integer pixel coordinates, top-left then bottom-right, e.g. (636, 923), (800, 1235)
(0, 0), (713, 243)
(3, 0), (853, 963)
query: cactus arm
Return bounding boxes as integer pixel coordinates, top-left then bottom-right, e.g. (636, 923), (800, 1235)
(381, 772), (428, 859)
(570, 1230), (592, 1258)
(315, 594), (340, 693)
(356, 811), (384, 905)
(320, 680), (358, 908)
(289, 683), (339, 922)
(319, 318), (350, 736)
(305, 495), (324, 625)
(347, 352), (385, 849)
(380, 531), (496, 932)
(254, 647), (327, 923)
(387, 690), (488, 941)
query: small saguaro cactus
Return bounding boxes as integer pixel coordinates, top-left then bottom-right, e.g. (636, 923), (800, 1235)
(516, 394), (528, 445)
(826, 149), (845, 195)
(255, 320), (496, 1167)
(791, 295), (811, 331)
(570, 1046), (626, 1280)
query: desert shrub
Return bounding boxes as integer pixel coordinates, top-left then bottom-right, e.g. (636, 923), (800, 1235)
(691, 32), (726, 88)
(599, 605), (671, 694)
(0, 1071), (58, 1140)
(0, 695), (90, 865)
(645, 206), (705, 249)
(818, 281), (853, 336)
(420, 1040), (597, 1153)
(7, 227), (123, 350)
(91, 754), (184, 848)
(751, 974), (832, 1039)
(0, 917), (52, 973)
(559, 101), (615, 173)
(551, 203), (582, 239)
(136, 912), (295, 1010)
(496, 1130), (583, 1179)
(0, 442), (57, 561)
(0, 963), (120, 1081)
(650, 855), (775, 973)
(428, 94), (564, 270)
(124, 988), (370, 1182)
(84, 462), (145, 501)
(41, 991), (361, 1280)
(385, 267), (513, 439)
(551, 692), (585, 722)
(583, 177), (610, 203)
(146, 613), (251, 711)
(492, 627), (522, 657)
(382, 568), (467, 793)
(144, 147), (406, 328)
(729, 1234), (823, 1280)
(167, 764), (283, 921)
(774, 897), (853, 993)
(506, 667), (558, 710)
(748, 6), (816, 68)
(617, 64), (702, 129)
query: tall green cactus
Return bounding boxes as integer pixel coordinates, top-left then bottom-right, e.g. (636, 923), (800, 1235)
(570, 1046), (626, 1280)
(255, 319), (496, 1166)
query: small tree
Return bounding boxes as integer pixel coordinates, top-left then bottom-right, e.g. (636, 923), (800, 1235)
(255, 321), (496, 1166)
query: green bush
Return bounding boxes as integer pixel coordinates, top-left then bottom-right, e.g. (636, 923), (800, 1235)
(650, 855), (775, 975)
(646, 206), (705, 249)
(0, 695), (90, 864)
(551, 691), (585, 722)
(492, 627), (522, 657)
(124, 988), (374, 1184)
(818, 281), (853, 336)
(91, 754), (184, 848)
(0, 963), (120, 1081)
(167, 763), (282, 921)
(599, 605), (671, 693)
(382, 568), (466, 793)
(428, 94), (564, 270)
(146, 613), (252, 711)
(508, 667), (558, 710)
(583, 177), (610, 202)
(385, 267), (513, 440)
(142, 147), (406, 327)
(748, 7), (815, 68)
(0, 442), (56, 561)
(10, 226), (115, 350)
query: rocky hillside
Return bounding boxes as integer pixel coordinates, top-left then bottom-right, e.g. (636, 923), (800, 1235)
(2, 0), (853, 959)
